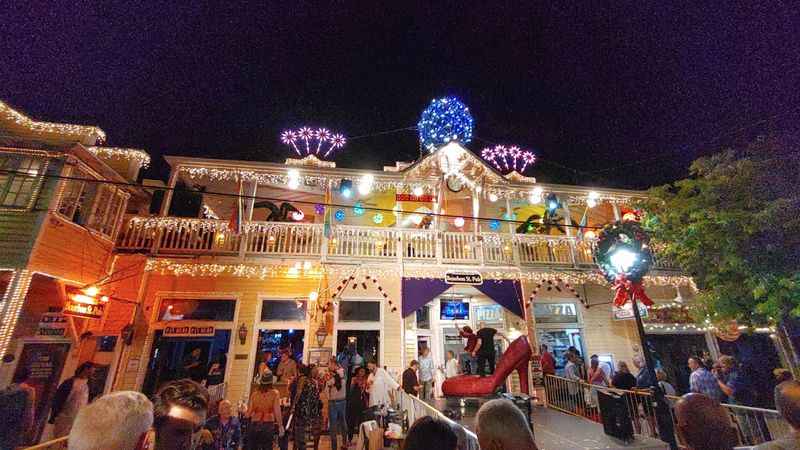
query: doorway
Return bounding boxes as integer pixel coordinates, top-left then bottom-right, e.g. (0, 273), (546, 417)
(252, 329), (306, 381)
(537, 328), (584, 374)
(142, 330), (231, 396)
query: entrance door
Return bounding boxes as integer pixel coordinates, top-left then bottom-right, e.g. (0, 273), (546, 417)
(14, 342), (70, 443)
(537, 328), (584, 374)
(253, 329), (305, 382)
(143, 330), (231, 396)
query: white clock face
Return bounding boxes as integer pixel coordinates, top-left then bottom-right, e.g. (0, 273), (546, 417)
(446, 175), (464, 193)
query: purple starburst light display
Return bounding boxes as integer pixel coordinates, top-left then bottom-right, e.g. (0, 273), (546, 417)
(481, 145), (536, 174)
(279, 127), (347, 159)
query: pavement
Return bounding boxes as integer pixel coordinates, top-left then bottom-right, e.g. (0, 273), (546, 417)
(292, 400), (670, 449)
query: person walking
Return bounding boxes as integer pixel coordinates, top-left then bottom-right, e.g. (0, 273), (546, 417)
(540, 344), (556, 376)
(418, 348), (435, 402)
(50, 362), (95, 438)
(688, 357), (724, 403)
(0, 367), (37, 450)
(292, 365), (322, 450)
(366, 360), (399, 408)
(246, 372), (284, 450)
(402, 360), (421, 395)
(327, 358), (348, 450)
(472, 322), (508, 377)
(445, 351), (459, 378)
(458, 325), (478, 374)
(346, 366), (368, 443)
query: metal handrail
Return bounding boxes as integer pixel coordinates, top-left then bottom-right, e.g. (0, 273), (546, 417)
(396, 390), (479, 449)
(24, 437), (68, 449)
(544, 374), (791, 447)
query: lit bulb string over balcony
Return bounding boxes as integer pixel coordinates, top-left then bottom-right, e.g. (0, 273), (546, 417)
(0, 168), (626, 232)
(143, 259), (696, 288)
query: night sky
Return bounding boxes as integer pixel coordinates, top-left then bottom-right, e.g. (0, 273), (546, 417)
(2, 2), (799, 189)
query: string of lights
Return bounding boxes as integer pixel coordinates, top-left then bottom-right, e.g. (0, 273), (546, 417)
(0, 168), (616, 230)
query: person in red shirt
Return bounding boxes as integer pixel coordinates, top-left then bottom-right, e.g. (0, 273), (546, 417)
(458, 325), (478, 374)
(540, 344), (556, 376)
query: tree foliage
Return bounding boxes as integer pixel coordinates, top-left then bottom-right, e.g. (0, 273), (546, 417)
(640, 136), (800, 326)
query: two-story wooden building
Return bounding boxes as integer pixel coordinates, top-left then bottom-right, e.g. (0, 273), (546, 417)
(0, 100), (149, 442)
(108, 140), (693, 407)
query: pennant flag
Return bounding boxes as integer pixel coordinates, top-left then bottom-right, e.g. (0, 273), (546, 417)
(228, 177), (244, 234)
(575, 206), (589, 241)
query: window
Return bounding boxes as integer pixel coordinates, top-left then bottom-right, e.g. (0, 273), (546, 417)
(416, 305), (431, 329)
(261, 300), (307, 322)
(58, 167), (127, 237)
(58, 168), (96, 225)
(158, 299), (236, 321)
(534, 302), (578, 323)
(338, 301), (381, 322)
(87, 186), (126, 237)
(0, 154), (46, 208)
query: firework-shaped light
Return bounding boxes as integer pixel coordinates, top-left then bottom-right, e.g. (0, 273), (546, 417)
(481, 145), (536, 174)
(280, 127), (347, 159)
(281, 130), (300, 155)
(325, 133), (347, 157)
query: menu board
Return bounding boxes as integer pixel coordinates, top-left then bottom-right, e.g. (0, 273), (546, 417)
(14, 342), (71, 443)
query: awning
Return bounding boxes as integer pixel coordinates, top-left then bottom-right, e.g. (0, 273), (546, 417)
(401, 278), (524, 318)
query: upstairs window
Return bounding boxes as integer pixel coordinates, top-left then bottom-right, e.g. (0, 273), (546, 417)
(0, 154), (46, 209)
(58, 166), (127, 238)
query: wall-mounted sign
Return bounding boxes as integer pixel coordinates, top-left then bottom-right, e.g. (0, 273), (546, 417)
(612, 303), (649, 321)
(396, 193), (435, 203)
(445, 271), (483, 285)
(163, 325), (216, 338)
(475, 305), (502, 323)
(38, 312), (67, 336)
(63, 299), (105, 320)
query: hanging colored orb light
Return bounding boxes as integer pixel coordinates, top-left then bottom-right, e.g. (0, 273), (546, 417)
(417, 96), (474, 152)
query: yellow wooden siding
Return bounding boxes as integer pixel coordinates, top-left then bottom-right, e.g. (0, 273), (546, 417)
(27, 213), (114, 284)
(112, 261), (406, 405)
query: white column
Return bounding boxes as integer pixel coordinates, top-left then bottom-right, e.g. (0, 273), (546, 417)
(0, 269), (34, 359)
(158, 165), (181, 217)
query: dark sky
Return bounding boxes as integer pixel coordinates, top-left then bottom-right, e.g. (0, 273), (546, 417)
(2, 2), (799, 189)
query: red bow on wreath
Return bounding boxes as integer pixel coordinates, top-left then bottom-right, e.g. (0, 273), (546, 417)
(613, 274), (653, 307)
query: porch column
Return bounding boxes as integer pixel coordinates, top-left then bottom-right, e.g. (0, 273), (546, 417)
(158, 165), (181, 217)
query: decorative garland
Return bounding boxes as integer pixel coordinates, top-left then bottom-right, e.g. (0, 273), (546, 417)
(329, 275), (396, 313)
(526, 278), (584, 308)
(594, 220), (654, 307)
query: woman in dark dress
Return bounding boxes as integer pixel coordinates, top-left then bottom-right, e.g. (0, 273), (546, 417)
(346, 366), (368, 442)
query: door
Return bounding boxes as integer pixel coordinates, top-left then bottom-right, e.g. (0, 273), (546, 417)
(252, 329), (306, 381)
(14, 342), (70, 443)
(537, 328), (584, 374)
(142, 330), (230, 396)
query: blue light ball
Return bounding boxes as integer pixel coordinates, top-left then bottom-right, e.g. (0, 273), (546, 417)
(489, 220), (501, 231)
(335, 209), (345, 222)
(418, 96), (474, 151)
(353, 201), (365, 216)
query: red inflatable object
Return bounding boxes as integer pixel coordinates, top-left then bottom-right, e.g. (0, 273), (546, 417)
(442, 335), (533, 397)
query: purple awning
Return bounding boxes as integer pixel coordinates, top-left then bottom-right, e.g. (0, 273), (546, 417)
(401, 278), (524, 318)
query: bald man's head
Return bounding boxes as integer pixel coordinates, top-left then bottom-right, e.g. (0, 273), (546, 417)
(475, 399), (538, 450)
(674, 393), (738, 450)
(776, 380), (800, 429)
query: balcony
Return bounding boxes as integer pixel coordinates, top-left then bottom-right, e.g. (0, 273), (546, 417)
(116, 216), (679, 271)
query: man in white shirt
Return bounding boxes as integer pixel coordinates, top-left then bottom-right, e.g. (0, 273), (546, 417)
(418, 348), (435, 402)
(445, 351), (459, 378)
(366, 360), (399, 408)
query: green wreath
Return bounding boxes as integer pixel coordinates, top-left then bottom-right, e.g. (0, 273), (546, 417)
(594, 220), (653, 283)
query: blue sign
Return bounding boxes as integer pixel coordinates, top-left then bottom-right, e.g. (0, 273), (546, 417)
(440, 300), (469, 320)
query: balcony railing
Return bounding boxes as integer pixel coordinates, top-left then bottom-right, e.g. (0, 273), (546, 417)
(116, 216), (679, 270)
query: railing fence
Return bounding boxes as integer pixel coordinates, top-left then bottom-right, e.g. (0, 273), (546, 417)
(544, 374), (790, 448)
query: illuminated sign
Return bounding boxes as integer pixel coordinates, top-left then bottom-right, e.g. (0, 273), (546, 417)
(163, 325), (215, 338)
(63, 299), (105, 320)
(440, 300), (469, 320)
(395, 193), (434, 202)
(445, 271), (483, 285)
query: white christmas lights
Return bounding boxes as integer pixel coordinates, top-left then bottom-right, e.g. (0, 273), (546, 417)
(86, 146), (151, 168)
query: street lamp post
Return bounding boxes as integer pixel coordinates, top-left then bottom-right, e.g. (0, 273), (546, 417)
(610, 247), (677, 450)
